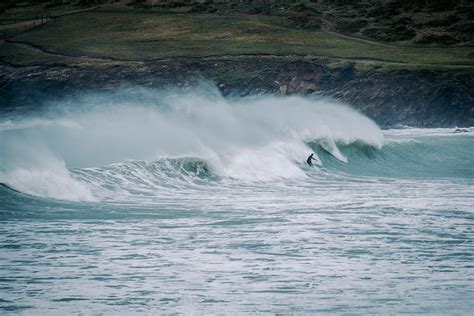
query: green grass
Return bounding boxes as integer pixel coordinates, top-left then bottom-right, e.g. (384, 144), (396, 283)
(0, 40), (67, 65)
(12, 11), (474, 68)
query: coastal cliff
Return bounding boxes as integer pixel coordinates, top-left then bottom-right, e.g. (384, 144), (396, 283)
(1, 57), (472, 127)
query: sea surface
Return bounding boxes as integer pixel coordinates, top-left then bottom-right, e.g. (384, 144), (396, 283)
(1, 88), (473, 314)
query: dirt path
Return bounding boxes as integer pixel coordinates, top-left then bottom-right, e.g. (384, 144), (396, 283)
(1, 39), (129, 63)
(320, 18), (397, 48)
(5, 38), (472, 69)
(2, 37), (399, 63)
(0, 38), (418, 70)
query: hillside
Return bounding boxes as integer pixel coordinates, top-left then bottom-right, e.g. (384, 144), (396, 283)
(0, 0), (473, 126)
(3, 11), (472, 67)
(2, 0), (473, 45)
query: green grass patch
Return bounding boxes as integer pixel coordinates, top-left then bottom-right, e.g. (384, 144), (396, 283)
(12, 11), (474, 68)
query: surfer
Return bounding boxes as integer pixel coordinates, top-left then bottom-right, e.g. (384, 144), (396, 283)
(306, 153), (318, 167)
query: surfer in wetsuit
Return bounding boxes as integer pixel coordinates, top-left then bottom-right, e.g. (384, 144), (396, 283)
(306, 153), (318, 167)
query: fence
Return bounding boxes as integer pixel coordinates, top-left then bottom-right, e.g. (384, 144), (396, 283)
(0, 13), (54, 39)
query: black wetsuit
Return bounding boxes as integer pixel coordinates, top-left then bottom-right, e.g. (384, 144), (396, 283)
(307, 154), (316, 166)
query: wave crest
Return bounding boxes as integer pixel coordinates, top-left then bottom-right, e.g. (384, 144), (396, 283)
(0, 84), (383, 200)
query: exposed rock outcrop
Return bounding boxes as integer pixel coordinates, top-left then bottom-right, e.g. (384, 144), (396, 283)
(0, 57), (472, 127)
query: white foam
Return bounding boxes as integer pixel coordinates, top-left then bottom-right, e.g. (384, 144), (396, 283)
(0, 144), (94, 202)
(1, 168), (95, 202)
(0, 84), (383, 200)
(384, 127), (474, 137)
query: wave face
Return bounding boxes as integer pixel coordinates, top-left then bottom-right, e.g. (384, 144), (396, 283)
(313, 130), (474, 179)
(0, 84), (383, 201)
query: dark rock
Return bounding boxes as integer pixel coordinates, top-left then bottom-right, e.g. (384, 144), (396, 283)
(0, 58), (472, 127)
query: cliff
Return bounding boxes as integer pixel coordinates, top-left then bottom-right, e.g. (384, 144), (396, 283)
(1, 57), (472, 127)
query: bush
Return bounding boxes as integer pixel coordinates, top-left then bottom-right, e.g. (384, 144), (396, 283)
(291, 3), (319, 14)
(449, 21), (474, 34)
(393, 17), (413, 25)
(42, 0), (62, 9)
(416, 33), (459, 45)
(424, 15), (460, 27)
(363, 26), (416, 42)
(428, 0), (457, 12)
(367, 6), (400, 18)
(335, 19), (368, 33)
(161, 2), (186, 9)
(189, 4), (211, 13)
(283, 14), (321, 30)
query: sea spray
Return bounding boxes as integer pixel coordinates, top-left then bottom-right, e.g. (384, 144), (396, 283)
(0, 83), (383, 200)
(0, 132), (94, 201)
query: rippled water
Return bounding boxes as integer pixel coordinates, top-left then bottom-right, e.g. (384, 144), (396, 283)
(0, 89), (473, 314)
(1, 135), (473, 314)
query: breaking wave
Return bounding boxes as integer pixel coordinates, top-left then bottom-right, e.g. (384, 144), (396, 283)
(3, 83), (469, 202)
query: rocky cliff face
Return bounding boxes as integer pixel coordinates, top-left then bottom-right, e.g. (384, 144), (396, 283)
(1, 58), (473, 127)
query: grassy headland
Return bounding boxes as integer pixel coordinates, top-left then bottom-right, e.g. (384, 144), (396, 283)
(4, 10), (473, 69)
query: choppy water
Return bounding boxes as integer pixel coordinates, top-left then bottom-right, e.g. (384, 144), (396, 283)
(1, 88), (473, 314)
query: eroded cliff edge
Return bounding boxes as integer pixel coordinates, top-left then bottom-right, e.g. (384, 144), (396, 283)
(1, 57), (472, 127)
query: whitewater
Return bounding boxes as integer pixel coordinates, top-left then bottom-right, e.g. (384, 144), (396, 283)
(0, 85), (473, 314)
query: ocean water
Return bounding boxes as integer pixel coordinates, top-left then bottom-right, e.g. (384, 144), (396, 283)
(1, 87), (473, 314)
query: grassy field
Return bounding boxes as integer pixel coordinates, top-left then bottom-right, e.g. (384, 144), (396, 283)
(10, 11), (474, 68)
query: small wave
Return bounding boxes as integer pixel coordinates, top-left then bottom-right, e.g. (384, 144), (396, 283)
(384, 126), (474, 137)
